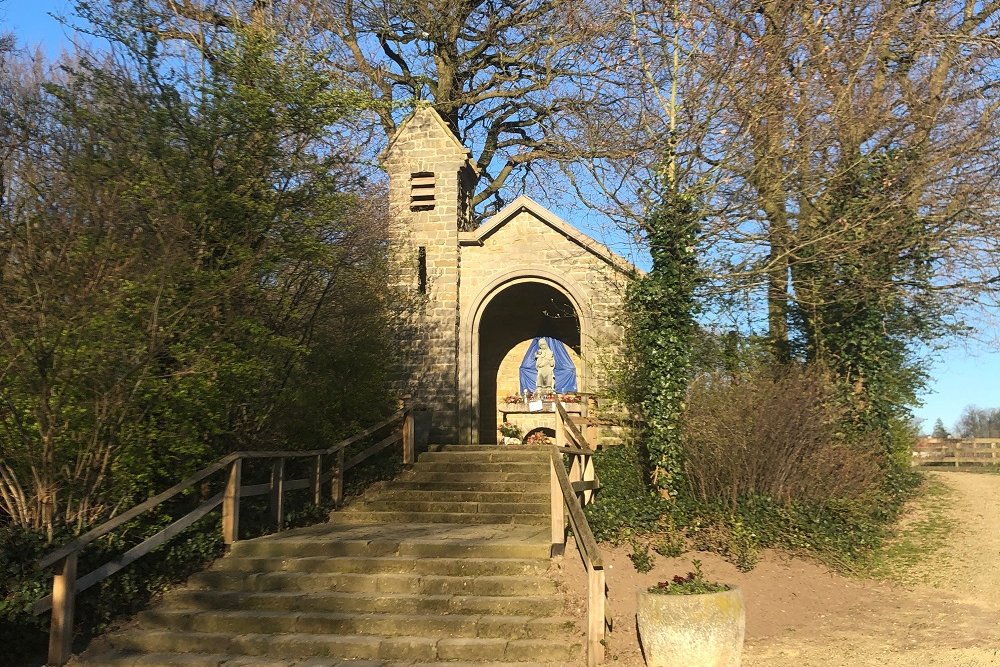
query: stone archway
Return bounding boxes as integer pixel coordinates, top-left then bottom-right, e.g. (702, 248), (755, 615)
(461, 272), (592, 444)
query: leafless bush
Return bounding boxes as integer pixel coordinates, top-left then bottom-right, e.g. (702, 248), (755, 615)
(682, 365), (882, 510)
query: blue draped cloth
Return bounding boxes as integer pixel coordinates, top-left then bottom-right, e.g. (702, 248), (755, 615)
(518, 337), (577, 394)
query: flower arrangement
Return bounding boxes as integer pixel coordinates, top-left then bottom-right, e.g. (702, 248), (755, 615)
(558, 393), (582, 403)
(498, 422), (523, 438)
(524, 431), (552, 446)
(502, 394), (524, 404)
(647, 560), (730, 595)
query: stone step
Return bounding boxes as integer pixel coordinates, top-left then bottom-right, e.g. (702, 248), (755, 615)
(351, 500), (549, 515)
(328, 511), (548, 526)
(137, 609), (576, 640)
(163, 590), (564, 616)
(186, 571), (558, 596)
(229, 536), (548, 560)
(426, 445), (549, 453)
(376, 490), (549, 503)
(416, 450), (550, 463)
(106, 630), (581, 663)
(210, 555), (548, 577)
(392, 471), (545, 483)
(408, 461), (548, 474)
(77, 652), (572, 667)
(383, 480), (548, 493)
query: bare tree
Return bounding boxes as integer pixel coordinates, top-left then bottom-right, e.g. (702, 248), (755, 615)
(955, 405), (1000, 438)
(580, 1), (1000, 350)
(93, 0), (629, 223)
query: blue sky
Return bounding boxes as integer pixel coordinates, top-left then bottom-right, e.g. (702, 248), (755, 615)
(6, 0), (1000, 434)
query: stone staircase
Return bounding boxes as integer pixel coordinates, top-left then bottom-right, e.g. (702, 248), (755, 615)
(331, 445), (551, 526)
(73, 445), (584, 666)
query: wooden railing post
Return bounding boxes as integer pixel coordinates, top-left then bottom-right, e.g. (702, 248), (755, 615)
(310, 454), (322, 505)
(550, 454), (566, 556)
(569, 453), (582, 480)
(582, 454), (596, 506)
(222, 458), (242, 548)
(555, 405), (567, 449)
(270, 457), (285, 530)
(403, 411), (415, 465)
(47, 552), (78, 667)
(331, 449), (346, 506)
(587, 563), (606, 666)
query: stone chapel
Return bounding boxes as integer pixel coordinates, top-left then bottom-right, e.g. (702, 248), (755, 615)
(382, 106), (636, 444)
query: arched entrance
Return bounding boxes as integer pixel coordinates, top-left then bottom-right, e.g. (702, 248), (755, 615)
(465, 276), (587, 443)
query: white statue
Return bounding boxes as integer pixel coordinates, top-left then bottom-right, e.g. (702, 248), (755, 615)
(535, 339), (556, 397)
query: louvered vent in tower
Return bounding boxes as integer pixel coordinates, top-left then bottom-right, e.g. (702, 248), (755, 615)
(410, 172), (436, 210)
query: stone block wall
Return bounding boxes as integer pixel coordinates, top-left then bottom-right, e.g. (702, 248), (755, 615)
(383, 107), (475, 443)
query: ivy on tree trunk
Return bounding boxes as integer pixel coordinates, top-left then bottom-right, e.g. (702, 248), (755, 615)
(625, 189), (700, 499)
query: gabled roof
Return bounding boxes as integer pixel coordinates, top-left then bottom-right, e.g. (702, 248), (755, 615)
(458, 195), (637, 274)
(381, 105), (479, 174)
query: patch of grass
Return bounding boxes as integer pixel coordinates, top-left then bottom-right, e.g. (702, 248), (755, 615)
(865, 473), (956, 583)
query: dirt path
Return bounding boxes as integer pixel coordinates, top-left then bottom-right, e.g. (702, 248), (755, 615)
(557, 470), (1000, 666)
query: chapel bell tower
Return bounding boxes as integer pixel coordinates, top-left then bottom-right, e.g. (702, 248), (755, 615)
(382, 105), (479, 442)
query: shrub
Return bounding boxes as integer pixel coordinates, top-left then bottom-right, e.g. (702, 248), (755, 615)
(628, 541), (656, 573)
(681, 365), (883, 509)
(651, 525), (686, 558)
(585, 442), (671, 543)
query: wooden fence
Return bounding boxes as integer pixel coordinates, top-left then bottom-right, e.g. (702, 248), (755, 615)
(912, 437), (1000, 467)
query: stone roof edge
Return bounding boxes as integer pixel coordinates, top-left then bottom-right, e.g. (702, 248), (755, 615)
(458, 195), (638, 275)
(380, 104), (480, 174)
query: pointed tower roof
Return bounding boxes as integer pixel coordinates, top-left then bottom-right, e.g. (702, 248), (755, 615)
(381, 104), (479, 174)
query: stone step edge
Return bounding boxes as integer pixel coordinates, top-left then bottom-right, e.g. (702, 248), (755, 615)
(185, 572), (559, 596)
(227, 543), (550, 562)
(137, 608), (578, 636)
(211, 555), (548, 567)
(348, 502), (549, 512)
(105, 630), (583, 663)
(328, 512), (548, 523)
(162, 590), (565, 614)
(76, 650), (572, 667)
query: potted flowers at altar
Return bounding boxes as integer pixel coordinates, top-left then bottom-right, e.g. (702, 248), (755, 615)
(636, 560), (745, 667)
(524, 431), (552, 446)
(497, 422), (523, 445)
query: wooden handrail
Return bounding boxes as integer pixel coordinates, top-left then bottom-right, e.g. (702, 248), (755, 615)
(550, 403), (608, 666)
(555, 401), (589, 451)
(36, 454), (240, 571)
(32, 407), (417, 666)
(550, 449), (603, 567)
(32, 492), (224, 615)
(550, 448), (608, 666)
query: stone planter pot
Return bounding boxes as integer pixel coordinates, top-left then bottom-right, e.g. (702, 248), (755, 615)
(636, 586), (745, 667)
